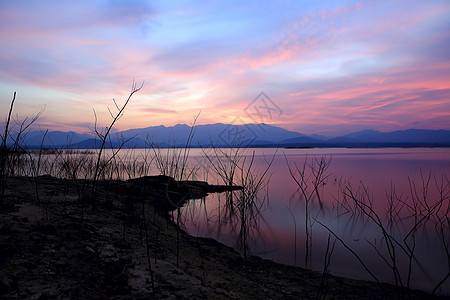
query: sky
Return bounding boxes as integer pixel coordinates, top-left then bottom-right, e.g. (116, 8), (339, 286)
(0, 0), (449, 136)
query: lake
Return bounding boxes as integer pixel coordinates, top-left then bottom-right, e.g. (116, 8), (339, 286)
(177, 147), (450, 295)
(29, 146), (450, 294)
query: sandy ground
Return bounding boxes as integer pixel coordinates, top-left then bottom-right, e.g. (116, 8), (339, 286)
(0, 176), (439, 299)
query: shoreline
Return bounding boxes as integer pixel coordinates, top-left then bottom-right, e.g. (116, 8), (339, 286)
(0, 176), (440, 299)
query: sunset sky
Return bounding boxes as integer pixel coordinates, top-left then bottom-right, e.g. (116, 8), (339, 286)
(1, 0), (449, 136)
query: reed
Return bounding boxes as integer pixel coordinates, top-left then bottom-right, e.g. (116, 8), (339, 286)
(91, 81), (144, 206)
(200, 136), (247, 220)
(1, 92), (43, 205)
(325, 169), (450, 297)
(316, 234), (336, 300)
(286, 155), (331, 268)
(201, 142), (275, 262)
(148, 114), (199, 184)
(283, 154), (450, 297)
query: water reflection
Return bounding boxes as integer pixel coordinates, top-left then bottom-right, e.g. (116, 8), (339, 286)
(180, 148), (450, 294)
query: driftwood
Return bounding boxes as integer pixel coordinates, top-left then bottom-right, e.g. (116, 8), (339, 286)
(128, 175), (242, 212)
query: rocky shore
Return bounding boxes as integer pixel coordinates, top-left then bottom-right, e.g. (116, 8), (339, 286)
(0, 176), (438, 299)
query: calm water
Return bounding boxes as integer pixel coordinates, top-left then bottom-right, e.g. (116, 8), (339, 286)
(178, 148), (450, 295)
(35, 147), (449, 294)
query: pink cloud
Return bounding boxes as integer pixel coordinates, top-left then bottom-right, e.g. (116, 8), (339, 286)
(279, 61), (450, 134)
(1, 1), (449, 135)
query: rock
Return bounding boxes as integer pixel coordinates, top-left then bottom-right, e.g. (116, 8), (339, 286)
(172, 269), (180, 275)
(100, 244), (116, 257)
(119, 254), (133, 265)
(85, 246), (95, 254)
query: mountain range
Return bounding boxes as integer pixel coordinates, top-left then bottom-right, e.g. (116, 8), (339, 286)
(12, 124), (450, 148)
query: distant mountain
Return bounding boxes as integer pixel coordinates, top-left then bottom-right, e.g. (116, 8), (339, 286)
(275, 128), (450, 147)
(343, 129), (450, 144)
(13, 125), (450, 148)
(24, 131), (93, 147)
(308, 134), (330, 141)
(119, 123), (305, 147)
(69, 137), (147, 149)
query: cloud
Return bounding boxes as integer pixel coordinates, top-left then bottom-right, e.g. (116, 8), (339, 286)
(0, 1), (155, 94)
(139, 107), (177, 114)
(0, 0), (154, 32)
(0, 1), (449, 134)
